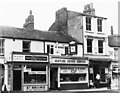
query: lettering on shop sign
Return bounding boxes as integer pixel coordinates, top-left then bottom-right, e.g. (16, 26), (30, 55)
(24, 85), (47, 91)
(13, 54), (48, 62)
(25, 56), (47, 61)
(52, 59), (87, 64)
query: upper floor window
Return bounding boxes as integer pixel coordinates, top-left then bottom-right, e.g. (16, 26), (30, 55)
(86, 17), (91, 31)
(97, 19), (102, 32)
(0, 39), (4, 56)
(23, 41), (30, 52)
(65, 46), (69, 55)
(87, 39), (92, 53)
(98, 40), (103, 53)
(47, 45), (54, 54)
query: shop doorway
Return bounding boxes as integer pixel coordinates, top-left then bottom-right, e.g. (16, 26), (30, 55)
(50, 67), (58, 90)
(94, 65), (100, 81)
(13, 70), (21, 91)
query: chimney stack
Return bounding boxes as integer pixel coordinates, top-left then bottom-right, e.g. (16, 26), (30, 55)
(23, 10), (34, 30)
(83, 3), (95, 16)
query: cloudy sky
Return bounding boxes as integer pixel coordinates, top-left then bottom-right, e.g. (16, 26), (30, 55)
(0, 0), (118, 34)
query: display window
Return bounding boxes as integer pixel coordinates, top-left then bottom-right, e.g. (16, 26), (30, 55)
(60, 74), (86, 82)
(24, 65), (47, 84)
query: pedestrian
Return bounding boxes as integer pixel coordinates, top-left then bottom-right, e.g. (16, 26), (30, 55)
(96, 73), (100, 88)
(0, 74), (4, 93)
(106, 73), (111, 89)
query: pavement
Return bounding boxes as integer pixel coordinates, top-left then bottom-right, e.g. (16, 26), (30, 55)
(38, 87), (120, 93)
(4, 87), (120, 93)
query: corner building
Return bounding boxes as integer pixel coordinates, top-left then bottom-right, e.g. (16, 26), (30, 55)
(49, 3), (112, 88)
(0, 11), (88, 91)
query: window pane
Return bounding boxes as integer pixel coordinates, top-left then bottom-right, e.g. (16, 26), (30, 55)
(98, 40), (103, 53)
(87, 39), (92, 53)
(97, 19), (102, 32)
(47, 45), (50, 53)
(60, 74), (86, 82)
(24, 65), (46, 84)
(51, 48), (54, 54)
(23, 41), (30, 52)
(86, 17), (91, 30)
(65, 47), (68, 54)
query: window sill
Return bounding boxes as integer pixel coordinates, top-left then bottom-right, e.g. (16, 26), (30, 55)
(97, 32), (105, 34)
(85, 30), (94, 33)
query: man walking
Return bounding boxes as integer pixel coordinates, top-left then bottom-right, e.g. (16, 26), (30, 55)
(96, 73), (100, 88)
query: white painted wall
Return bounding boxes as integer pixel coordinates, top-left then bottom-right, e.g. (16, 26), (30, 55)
(31, 41), (44, 53)
(5, 39), (22, 60)
(83, 16), (111, 56)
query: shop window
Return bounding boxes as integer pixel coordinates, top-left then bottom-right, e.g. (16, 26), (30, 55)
(98, 40), (103, 53)
(24, 65), (47, 84)
(23, 41), (30, 52)
(47, 45), (54, 54)
(86, 17), (91, 31)
(97, 19), (102, 32)
(87, 39), (92, 53)
(60, 74), (86, 82)
(60, 67), (87, 82)
(0, 39), (4, 56)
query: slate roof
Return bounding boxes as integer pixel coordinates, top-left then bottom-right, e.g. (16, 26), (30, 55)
(0, 26), (80, 43)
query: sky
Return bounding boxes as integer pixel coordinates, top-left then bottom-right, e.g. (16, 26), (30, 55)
(0, 0), (119, 34)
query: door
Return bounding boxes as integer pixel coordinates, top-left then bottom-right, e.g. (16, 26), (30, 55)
(50, 67), (58, 90)
(13, 70), (21, 90)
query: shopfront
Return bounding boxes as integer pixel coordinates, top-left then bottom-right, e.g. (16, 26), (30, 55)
(7, 52), (49, 91)
(50, 56), (89, 90)
(89, 58), (111, 88)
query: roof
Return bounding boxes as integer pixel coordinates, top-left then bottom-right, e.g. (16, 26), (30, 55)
(0, 26), (80, 43)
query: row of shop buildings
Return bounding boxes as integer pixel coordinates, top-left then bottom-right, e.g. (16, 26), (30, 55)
(0, 3), (119, 91)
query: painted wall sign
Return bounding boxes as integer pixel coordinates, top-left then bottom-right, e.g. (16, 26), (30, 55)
(51, 58), (88, 64)
(12, 54), (48, 62)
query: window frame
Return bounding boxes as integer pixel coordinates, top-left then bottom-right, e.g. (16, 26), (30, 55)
(87, 39), (92, 53)
(23, 41), (31, 52)
(97, 19), (102, 32)
(86, 17), (91, 31)
(24, 65), (47, 84)
(47, 44), (54, 54)
(98, 40), (103, 53)
(0, 39), (4, 56)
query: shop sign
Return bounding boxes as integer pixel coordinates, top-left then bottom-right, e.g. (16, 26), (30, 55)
(13, 54), (48, 62)
(51, 58), (88, 64)
(24, 85), (47, 91)
(28, 71), (46, 74)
